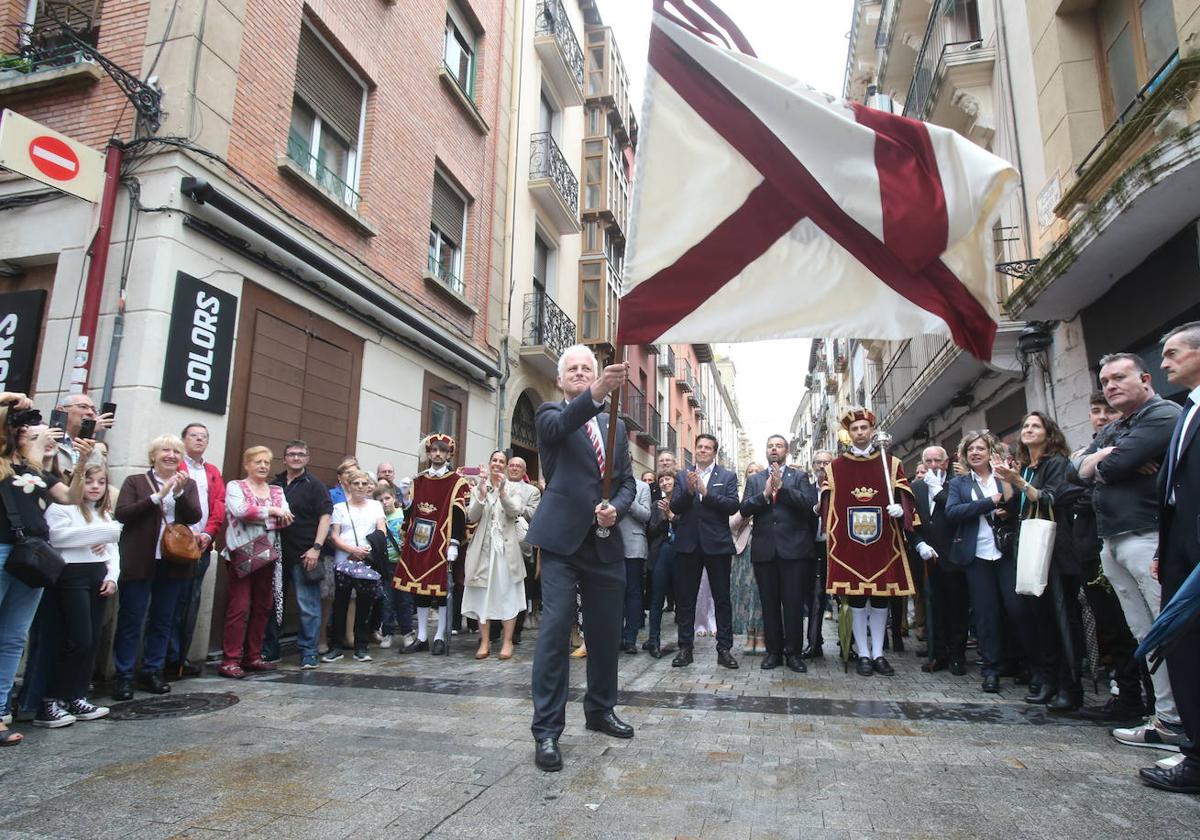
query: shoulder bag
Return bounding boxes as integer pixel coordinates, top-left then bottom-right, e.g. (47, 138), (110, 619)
(150, 475), (202, 565)
(969, 478), (1015, 556)
(0, 480), (66, 588)
(226, 481), (278, 578)
(335, 503), (381, 581)
(1015, 497), (1056, 597)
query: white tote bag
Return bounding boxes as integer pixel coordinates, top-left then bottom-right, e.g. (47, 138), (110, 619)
(1015, 502), (1056, 597)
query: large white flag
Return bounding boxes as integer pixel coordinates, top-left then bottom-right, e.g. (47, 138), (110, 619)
(618, 1), (1019, 361)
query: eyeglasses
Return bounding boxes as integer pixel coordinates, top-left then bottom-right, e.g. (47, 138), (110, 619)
(285, 452), (308, 458)
(350, 480), (373, 487)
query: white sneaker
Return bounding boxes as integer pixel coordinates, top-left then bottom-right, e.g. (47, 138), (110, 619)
(1, 713), (11, 725)
(379, 635), (393, 649)
(1156, 753), (1187, 769)
(1112, 716), (1187, 751)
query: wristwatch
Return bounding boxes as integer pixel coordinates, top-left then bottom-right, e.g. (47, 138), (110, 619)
(310, 543), (322, 552)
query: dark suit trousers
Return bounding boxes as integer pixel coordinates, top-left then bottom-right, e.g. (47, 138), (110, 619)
(531, 533), (624, 741)
(1163, 521), (1200, 765)
(962, 554), (1037, 677)
(676, 552), (733, 650)
(753, 554), (811, 655)
(927, 561), (969, 661)
(807, 542), (828, 648)
(622, 557), (645, 645)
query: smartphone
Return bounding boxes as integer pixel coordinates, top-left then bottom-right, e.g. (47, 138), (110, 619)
(79, 418), (96, 439)
(101, 401), (117, 419)
(459, 466), (482, 477)
(49, 408), (68, 431)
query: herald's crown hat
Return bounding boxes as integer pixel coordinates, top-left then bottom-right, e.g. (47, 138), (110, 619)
(840, 407), (876, 429)
(422, 433), (456, 454)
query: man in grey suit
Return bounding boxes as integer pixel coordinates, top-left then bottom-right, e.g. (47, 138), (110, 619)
(527, 345), (637, 772)
(618, 477), (652, 653)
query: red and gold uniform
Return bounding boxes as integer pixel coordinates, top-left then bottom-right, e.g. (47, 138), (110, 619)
(394, 468), (468, 602)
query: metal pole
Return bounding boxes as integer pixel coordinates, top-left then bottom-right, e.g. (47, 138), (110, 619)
(72, 140), (123, 393)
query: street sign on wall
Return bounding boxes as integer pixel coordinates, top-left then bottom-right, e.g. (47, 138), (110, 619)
(161, 272), (238, 415)
(0, 109), (105, 202)
(0, 290), (48, 395)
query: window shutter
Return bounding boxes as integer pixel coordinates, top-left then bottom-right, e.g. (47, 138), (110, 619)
(294, 25), (362, 144)
(431, 174), (466, 246)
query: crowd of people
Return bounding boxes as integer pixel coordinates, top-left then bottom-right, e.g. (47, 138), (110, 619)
(0, 325), (1197, 796)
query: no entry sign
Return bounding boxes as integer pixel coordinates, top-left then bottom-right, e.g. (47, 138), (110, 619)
(0, 109), (104, 202)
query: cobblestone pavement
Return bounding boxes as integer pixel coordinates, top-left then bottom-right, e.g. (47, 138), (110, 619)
(3, 622), (1198, 839)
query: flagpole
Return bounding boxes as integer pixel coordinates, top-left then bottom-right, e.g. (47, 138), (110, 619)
(596, 342), (626, 538)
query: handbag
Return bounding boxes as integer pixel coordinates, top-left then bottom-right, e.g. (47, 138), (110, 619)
(970, 478), (1014, 556)
(1015, 499), (1056, 597)
(226, 481), (280, 578)
(0, 481), (66, 588)
(149, 476), (202, 565)
(334, 502), (381, 581)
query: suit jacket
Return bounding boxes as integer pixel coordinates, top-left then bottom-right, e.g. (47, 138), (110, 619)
(738, 466), (818, 561)
(616, 479), (652, 559)
(524, 390), (636, 560)
(943, 473), (1004, 568)
(912, 476), (954, 560)
(114, 471), (202, 582)
(1159, 400), (1200, 593)
(670, 463), (740, 555)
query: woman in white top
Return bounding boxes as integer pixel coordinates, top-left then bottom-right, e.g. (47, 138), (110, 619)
(40, 462), (122, 727)
(462, 451), (527, 661)
(325, 469), (385, 662)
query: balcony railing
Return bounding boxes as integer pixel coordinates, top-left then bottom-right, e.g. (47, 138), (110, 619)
(876, 0), (897, 49)
(693, 391), (705, 416)
(683, 447), (694, 468)
(619, 380), (646, 432)
(676, 358), (695, 393)
(427, 254), (464, 296)
(6, 2), (100, 77)
(902, 0), (982, 120)
(869, 335), (953, 427)
(287, 130), (361, 209)
(535, 0), (584, 95)
(638, 404), (662, 446)
(522, 289), (576, 359)
(657, 345), (676, 374)
(666, 423), (678, 456)
(530, 131), (579, 218)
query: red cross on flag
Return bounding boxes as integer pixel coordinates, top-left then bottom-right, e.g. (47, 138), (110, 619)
(617, 1), (1019, 361)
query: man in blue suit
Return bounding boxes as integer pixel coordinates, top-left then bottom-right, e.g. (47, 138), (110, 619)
(740, 435), (818, 673)
(1140, 321), (1200, 793)
(670, 434), (741, 669)
(526, 344), (637, 772)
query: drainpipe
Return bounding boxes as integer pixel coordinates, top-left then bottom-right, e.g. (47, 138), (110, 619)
(73, 140), (123, 393)
(495, 0), (528, 448)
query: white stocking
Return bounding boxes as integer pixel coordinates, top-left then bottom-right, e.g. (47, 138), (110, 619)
(434, 606), (449, 642)
(416, 606), (429, 642)
(868, 604), (889, 660)
(851, 607), (870, 659)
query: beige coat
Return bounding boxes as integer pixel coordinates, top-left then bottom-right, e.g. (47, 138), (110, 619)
(464, 481), (526, 588)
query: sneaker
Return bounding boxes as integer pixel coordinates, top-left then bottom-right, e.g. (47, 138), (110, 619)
(1113, 717), (1187, 752)
(371, 630), (385, 644)
(33, 700), (76, 729)
(353, 649), (373, 662)
(1, 713), (11, 725)
(379, 635), (393, 649)
(65, 698), (109, 721)
(321, 647), (345, 663)
(300, 654), (319, 670)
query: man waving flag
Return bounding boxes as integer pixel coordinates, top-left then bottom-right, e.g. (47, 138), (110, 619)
(618, 0), (1019, 361)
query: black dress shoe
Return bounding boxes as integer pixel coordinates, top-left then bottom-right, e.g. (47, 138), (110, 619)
(873, 657), (895, 676)
(1046, 687), (1082, 713)
(622, 643), (639, 655)
(1024, 683), (1057, 705)
(585, 711), (634, 739)
(647, 643), (663, 659)
(921, 659), (948, 673)
(982, 673), (1000, 693)
(1079, 696), (1147, 724)
(641, 640), (654, 651)
(716, 649), (739, 669)
(760, 653), (782, 670)
(856, 656), (874, 676)
(1138, 759), (1200, 793)
(949, 657), (967, 676)
(401, 639), (429, 654)
(785, 654), (807, 673)
(809, 645), (824, 659)
(137, 672), (171, 695)
(534, 737), (563, 772)
(671, 647), (693, 667)
(431, 639), (447, 656)
(111, 678), (133, 701)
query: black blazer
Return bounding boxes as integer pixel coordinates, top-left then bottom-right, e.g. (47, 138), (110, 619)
(525, 390), (636, 561)
(944, 473), (1005, 568)
(1159, 405), (1200, 594)
(739, 466), (818, 561)
(999, 454), (1084, 576)
(912, 477), (954, 560)
(670, 463), (739, 555)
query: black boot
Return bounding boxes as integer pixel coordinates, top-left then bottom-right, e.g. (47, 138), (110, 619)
(1047, 685), (1083, 713)
(1024, 682), (1057, 705)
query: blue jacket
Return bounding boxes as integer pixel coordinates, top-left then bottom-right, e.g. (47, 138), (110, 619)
(524, 390), (636, 560)
(943, 473), (1005, 567)
(739, 466), (818, 561)
(670, 463), (740, 555)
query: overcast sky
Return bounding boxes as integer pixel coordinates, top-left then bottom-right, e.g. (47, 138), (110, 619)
(597, 0), (856, 462)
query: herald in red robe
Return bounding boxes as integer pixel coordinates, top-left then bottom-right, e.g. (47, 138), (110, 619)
(394, 471), (469, 598)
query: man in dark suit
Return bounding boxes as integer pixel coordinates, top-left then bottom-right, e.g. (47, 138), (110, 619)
(1140, 322), (1200, 793)
(670, 433), (741, 669)
(739, 435), (817, 672)
(910, 445), (968, 674)
(526, 345), (636, 773)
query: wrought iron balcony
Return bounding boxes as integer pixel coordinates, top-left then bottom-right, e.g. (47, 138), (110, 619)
(676, 358), (694, 393)
(619, 380), (646, 432)
(638, 404), (662, 446)
(521, 288), (576, 378)
(902, 0), (984, 121)
(683, 447), (694, 469)
(693, 392), (705, 417)
(665, 423), (678, 457)
(657, 345), (675, 374)
(529, 131), (580, 234)
(2, 2), (104, 93)
(534, 0), (584, 105)
(287, 130), (361, 209)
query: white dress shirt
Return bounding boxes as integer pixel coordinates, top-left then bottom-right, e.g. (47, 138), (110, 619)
(185, 455), (210, 534)
(973, 471), (1002, 561)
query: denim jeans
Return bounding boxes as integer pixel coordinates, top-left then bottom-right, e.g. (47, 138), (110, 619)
(0, 543), (43, 713)
(167, 551), (211, 664)
(379, 563), (413, 636)
(646, 543), (676, 645)
(263, 561), (325, 660)
(112, 565), (185, 679)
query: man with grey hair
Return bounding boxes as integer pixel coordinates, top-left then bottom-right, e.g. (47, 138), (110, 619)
(1079, 351), (1185, 751)
(803, 450), (834, 657)
(911, 445), (967, 673)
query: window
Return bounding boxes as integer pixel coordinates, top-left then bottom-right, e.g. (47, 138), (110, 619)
(539, 91), (558, 138)
(422, 372), (466, 451)
(428, 171), (469, 295)
(533, 232), (557, 298)
(1096, 0), (1178, 122)
(290, 22), (367, 208)
(444, 1), (477, 99)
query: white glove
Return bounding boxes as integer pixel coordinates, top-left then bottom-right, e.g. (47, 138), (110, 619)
(924, 471), (944, 493)
(887, 503), (903, 519)
(916, 541), (936, 561)
(447, 544), (459, 564)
